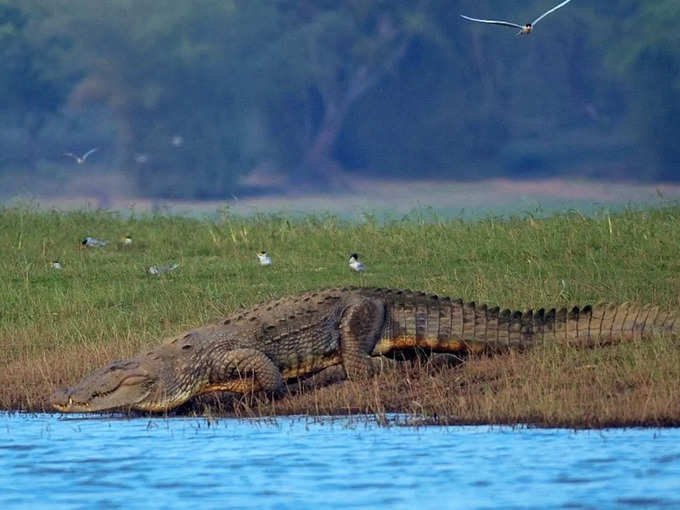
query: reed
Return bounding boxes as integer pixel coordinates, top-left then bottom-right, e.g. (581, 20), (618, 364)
(1, 204), (679, 426)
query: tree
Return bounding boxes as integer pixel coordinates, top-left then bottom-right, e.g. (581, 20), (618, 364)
(0, 1), (70, 168)
(25, 0), (259, 198)
(251, 1), (442, 189)
(610, 1), (680, 178)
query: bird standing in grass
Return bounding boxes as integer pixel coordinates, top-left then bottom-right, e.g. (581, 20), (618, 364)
(81, 236), (108, 248)
(51, 260), (63, 270)
(148, 263), (179, 275)
(63, 147), (99, 164)
(256, 251), (272, 266)
(119, 234), (133, 247)
(460, 0), (572, 35)
(348, 253), (365, 272)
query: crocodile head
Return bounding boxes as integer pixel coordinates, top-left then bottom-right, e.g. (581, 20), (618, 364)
(51, 340), (207, 413)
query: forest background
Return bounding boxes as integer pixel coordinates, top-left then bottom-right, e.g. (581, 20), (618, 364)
(1, 1), (679, 202)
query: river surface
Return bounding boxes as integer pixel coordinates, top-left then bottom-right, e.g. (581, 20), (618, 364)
(1, 413), (679, 509)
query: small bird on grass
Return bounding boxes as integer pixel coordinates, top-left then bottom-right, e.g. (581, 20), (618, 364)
(63, 147), (99, 164)
(122, 235), (133, 246)
(256, 251), (272, 266)
(348, 253), (365, 272)
(461, 0), (572, 36)
(82, 236), (108, 248)
(51, 260), (63, 270)
(148, 263), (179, 275)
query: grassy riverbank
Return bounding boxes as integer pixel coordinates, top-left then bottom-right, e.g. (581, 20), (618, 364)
(1, 205), (679, 427)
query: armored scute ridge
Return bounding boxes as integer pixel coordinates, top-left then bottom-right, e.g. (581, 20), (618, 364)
(51, 287), (678, 413)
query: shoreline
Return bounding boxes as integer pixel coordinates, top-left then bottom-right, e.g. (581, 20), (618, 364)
(4, 177), (680, 219)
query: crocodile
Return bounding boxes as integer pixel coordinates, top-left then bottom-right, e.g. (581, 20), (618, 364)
(51, 287), (678, 413)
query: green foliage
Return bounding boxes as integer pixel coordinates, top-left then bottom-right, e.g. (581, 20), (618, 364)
(606, 1), (680, 174)
(1, 1), (679, 198)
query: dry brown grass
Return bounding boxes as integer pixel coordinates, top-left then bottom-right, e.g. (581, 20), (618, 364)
(5, 332), (678, 428)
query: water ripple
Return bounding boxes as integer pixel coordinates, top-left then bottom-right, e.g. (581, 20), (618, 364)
(1, 414), (679, 509)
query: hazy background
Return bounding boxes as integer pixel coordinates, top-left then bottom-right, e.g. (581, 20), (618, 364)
(1, 0), (679, 209)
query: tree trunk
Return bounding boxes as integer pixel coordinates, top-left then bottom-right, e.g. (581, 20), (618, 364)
(295, 40), (410, 192)
(297, 98), (350, 191)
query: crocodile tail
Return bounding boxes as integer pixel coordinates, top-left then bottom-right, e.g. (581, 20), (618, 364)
(554, 302), (678, 346)
(471, 302), (678, 351)
(375, 296), (678, 356)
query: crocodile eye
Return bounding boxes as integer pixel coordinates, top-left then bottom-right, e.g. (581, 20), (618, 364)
(120, 376), (147, 386)
(182, 344), (192, 350)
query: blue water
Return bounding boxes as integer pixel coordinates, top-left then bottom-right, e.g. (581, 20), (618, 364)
(1, 413), (679, 509)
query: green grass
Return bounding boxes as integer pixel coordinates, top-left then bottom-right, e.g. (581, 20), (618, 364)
(1, 204), (679, 422)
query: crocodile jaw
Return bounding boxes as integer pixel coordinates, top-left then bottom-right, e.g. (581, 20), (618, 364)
(51, 361), (156, 412)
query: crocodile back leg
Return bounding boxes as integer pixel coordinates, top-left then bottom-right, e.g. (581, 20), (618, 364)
(338, 297), (387, 379)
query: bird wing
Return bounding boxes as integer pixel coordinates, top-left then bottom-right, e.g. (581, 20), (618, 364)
(63, 153), (79, 160)
(531, 0), (572, 25)
(460, 15), (523, 29)
(81, 147), (99, 160)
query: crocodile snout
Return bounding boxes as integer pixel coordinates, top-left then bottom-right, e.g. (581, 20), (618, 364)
(50, 386), (74, 411)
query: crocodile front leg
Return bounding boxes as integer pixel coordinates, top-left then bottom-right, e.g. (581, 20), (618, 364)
(206, 348), (284, 395)
(338, 297), (387, 379)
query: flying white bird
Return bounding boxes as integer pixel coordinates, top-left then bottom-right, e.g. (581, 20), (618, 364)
(256, 251), (272, 266)
(348, 253), (365, 272)
(461, 0), (573, 35)
(63, 147), (99, 164)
